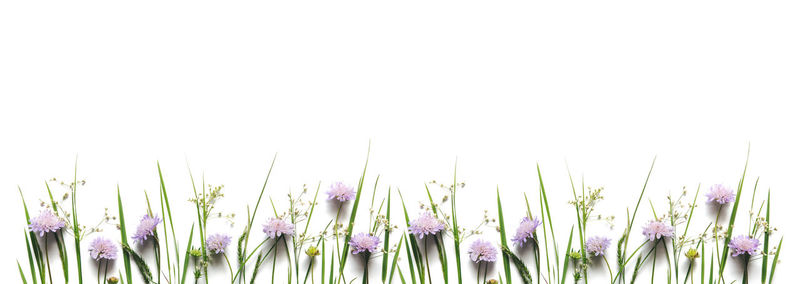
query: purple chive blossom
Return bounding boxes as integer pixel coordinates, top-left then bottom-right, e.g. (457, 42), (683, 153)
(642, 220), (675, 241)
(326, 182), (356, 202)
(585, 236), (612, 256)
(706, 184), (736, 205)
(205, 233), (231, 254)
(88, 237), (118, 261)
(28, 210), (66, 237)
(468, 239), (498, 263)
(132, 214), (162, 244)
(349, 233), (381, 254)
(511, 216), (542, 247)
(728, 235), (761, 257)
(408, 212), (446, 239)
(262, 218), (295, 239)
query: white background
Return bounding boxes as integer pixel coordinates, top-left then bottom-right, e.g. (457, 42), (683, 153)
(1, 1), (798, 283)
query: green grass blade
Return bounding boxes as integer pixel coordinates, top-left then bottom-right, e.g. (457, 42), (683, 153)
(382, 186), (392, 282)
(497, 188), (513, 284)
(71, 158), (84, 283)
(20, 189), (45, 284)
(450, 160), (463, 284)
(768, 237), (782, 284)
(560, 227), (574, 284)
(720, 146), (750, 274)
(118, 186), (134, 284)
(389, 235), (405, 284)
(536, 164), (559, 283)
(761, 190), (770, 284)
(18, 261), (28, 284)
(339, 143), (370, 273)
(180, 225), (194, 284)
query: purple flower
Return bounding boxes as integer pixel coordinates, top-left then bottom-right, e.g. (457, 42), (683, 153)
(349, 233), (381, 254)
(28, 210), (66, 237)
(468, 239), (497, 263)
(263, 218), (295, 239)
(706, 184), (736, 205)
(408, 212), (446, 239)
(728, 235), (761, 257)
(88, 237), (118, 261)
(642, 220), (674, 242)
(132, 214), (162, 244)
(326, 182), (356, 202)
(511, 217), (542, 247)
(585, 236), (611, 256)
(206, 233), (231, 254)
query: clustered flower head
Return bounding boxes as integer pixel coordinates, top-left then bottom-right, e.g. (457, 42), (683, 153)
(408, 212), (446, 239)
(728, 235), (761, 257)
(132, 214), (162, 243)
(88, 237), (118, 261)
(706, 184), (736, 205)
(348, 233), (381, 254)
(205, 233), (231, 254)
(511, 216), (542, 247)
(642, 220), (674, 241)
(468, 239), (497, 263)
(28, 210), (66, 237)
(263, 217), (295, 239)
(685, 248), (700, 260)
(326, 182), (356, 202)
(306, 246), (320, 257)
(585, 236), (611, 256)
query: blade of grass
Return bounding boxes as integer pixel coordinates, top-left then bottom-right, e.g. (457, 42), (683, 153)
(20, 189), (45, 284)
(71, 158), (84, 283)
(560, 227), (574, 284)
(157, 162), (181, 283)
(761, 190), (770, 284)
(382, 186), (392, 282)
(768, 237), (782, 284)
(181, 225), (194, 284)
(389, 235), (405, 284)
(497, 188), (513, 284)
(450, 160), (464, 284)
(117, 186), (134, 284)
(720, 146), (750, 275)
(122, 243), (155, 284)
(339, 143), (370, 273)
(502, 245), (533, 284)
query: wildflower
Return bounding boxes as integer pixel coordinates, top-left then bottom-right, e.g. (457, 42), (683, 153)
(468, 239), (497, 263)
(107, 277), (119, 284)
(408, 212), (446, 239)
(511, 216), (542, 247)
(487, 280), (499, 284)
(132, 214), (162, 243)
(88, 237), (118, 260)
(189, 248), (202, 257)
(706, 184), (736, 205)
(728, 235), (761, 257)
(349, 233), (381, 254)
(306, 246), (320, 257)
(685, 248), (700, 260)
(569, 250), (582, 259)
(585, 236), (611, 256)
(642, 220), (674, 241)
(262, 217), (295, 239)
(28, 210), (66, 237)
(205, 233), (231, 254)
(326, 182), (356, 202)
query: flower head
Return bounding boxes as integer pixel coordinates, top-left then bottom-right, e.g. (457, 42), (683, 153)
(706, 184), (736, 205)
(349, 233), (381, 254)
(585, 236), (611, 256)
(511, 216), (542, 247)
(108, 277), (119, 284)
(408, 212), (446, 239)
(263, 218), (295, 239)
(132, 214), (162, 243)
(326, 182), (356, 202)
(306, 246), (320, 257)
(205, 233), (231, 254)
(88, 237), (118, 261)
(28, 210), (66, 237)
(685, 248), (700, 260)
(642, 220), (674, 241)
(728, 235), (761, 257)
(468, 239), (497, 263)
